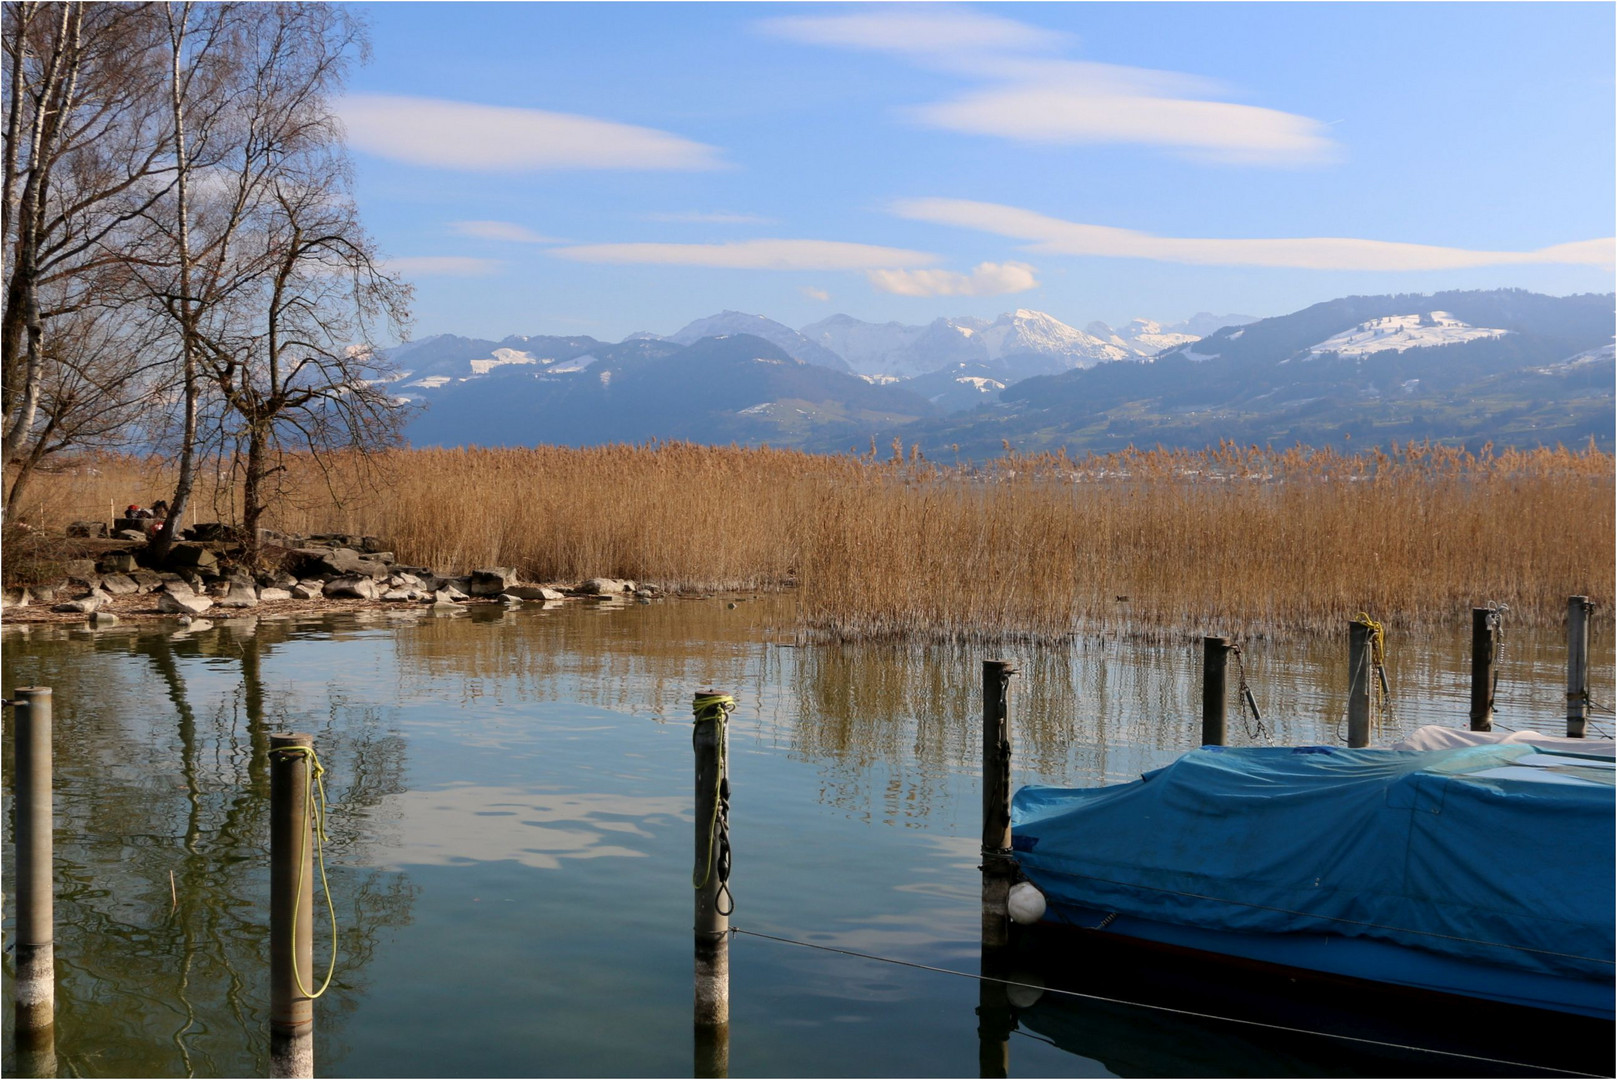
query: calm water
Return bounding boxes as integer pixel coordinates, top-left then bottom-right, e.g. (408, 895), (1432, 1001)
(2, 597), (1611, 1077)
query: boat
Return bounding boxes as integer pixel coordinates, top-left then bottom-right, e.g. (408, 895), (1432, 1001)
(1009, 728), (1616, 1022)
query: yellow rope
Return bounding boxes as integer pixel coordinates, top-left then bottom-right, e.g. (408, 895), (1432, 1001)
(691, 694), (734, 890)
(276, 745), (339, 1000)
(1351, 612), (1391, 726)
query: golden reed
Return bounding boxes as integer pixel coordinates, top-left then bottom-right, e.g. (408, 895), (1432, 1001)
(12, 440), (1612, 641)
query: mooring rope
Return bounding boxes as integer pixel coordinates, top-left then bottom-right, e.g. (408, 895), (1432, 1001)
(271, 744), (339, 1000)
(692, 693), (736, 916)
(727, 926), (1604, 1077)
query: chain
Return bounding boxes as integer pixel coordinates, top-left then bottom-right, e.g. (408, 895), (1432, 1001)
(1230, 643), (1268, 741)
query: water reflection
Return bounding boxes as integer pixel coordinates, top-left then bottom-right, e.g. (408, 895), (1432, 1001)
(3, 599), (1610, 1077)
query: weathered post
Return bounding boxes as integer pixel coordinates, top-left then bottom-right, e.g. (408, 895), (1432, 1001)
(1469, 608), (1497, 732)
(1567, 596), (1590, 739)
(12, 687), (55, 1042)
(270, 732), (315, 1079)
(976, 946), (1013, 1079)
(692, 692), (733, 1078)
(981, 661), (1016, 949)
(1202, 637), (1230, 746)
(1347, 622), (1372, 748)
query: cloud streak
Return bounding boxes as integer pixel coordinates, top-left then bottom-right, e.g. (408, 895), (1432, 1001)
(382, 256), (503, 277)
(341, 94), (723, 172)
(449, 220), (558, 243)
(550, 238), (937, 271)
(868, 261), (1039, 297)
(646, 211), (777, 225)
(892, 198), (1617, 271)
(761, 8), (1335, 165)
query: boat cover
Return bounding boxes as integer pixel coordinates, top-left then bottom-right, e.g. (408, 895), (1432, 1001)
(1011, 744), (1615, 984)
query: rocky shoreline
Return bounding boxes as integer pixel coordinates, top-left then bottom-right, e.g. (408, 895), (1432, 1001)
(1, 527), (660, 628)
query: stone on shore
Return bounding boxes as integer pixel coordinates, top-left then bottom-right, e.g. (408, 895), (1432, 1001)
(290, 582), (323, 600)
(468, 567), (520, 597)
(259, 587), (293, 602)
(504, 585), (567, 601)
(158, 591), (214, 614)
(53, 589), (109, 614)
(324, 576), (378, 600)
(579, 577), (635, 595)
(215, 583), (259, 609)
(99, 573), (140, 596)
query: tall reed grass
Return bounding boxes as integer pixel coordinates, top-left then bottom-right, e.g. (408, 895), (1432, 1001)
(11, 440), (1612, 640)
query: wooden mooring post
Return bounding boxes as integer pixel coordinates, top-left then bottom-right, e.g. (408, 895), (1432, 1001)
(981, 661), (1016, 950)
(11, 687), (56, 1053)
(1347, 622), (1373, 748)
(1469, 608), (1497, 732)
(270, 733), (316, 1079)
(1202, 637), (1230, 746)
(1566, 596), (1590, 739)
(692, 692), (733, 1078)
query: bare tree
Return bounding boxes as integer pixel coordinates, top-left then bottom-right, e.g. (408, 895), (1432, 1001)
(2, 2), (174, 515)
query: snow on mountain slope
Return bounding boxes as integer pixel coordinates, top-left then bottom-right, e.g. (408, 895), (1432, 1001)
(670, 310), (849, 370)
(1304, 312), (1509, 359)
(801, 314), (925, 374)
(980, 309), (1128, 365)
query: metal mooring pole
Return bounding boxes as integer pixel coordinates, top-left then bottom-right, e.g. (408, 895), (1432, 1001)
(1566, 596), (1590, 739)
(1202, 637), (1230, 746)
(12, 687), (56, 1042)
(1347, 622), (1373, 749)
(692, 691), (732, 1078)
(270, 732), (316, 1079)
(1469, 608), (1497, 732)
(981, 661), (1016, 949)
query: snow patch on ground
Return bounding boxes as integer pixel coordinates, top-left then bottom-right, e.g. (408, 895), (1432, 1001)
(955, 375), (1005, 392)
(1306, 312), (1508, 358)
(469, 348), (540, 375)
(405, 375), (452, 390)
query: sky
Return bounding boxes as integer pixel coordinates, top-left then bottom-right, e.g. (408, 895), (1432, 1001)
(340, 2), (1617, 344)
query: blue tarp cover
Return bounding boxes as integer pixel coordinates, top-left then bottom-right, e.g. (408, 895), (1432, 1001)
(1011, 744), (1615, 982)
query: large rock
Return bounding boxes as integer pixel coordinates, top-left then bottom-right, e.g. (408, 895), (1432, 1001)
(99, 573), (140, 596)
(259, 587), (293, 602)
(578, 577), (635, 595)
(66, 520), (109, 538)
(97, 552), (140, 574)
(323, 576), (378, 600)
(64, 559), (100, 585)
(129, 569), (165, 592)
(431, 589), (462, 607)
(468, 567), (519, 597)
(215, 583), (259, 609)
(2, 586), (29, 609)
(505, 585), (567, 601)
(290, 582), (323, 600)
(53, 590), (108, 614)
(166, 544), (218, 572)
(159, 591), (214, 614)
(88, 611), (120, 627)
(162, 579), (197, 599)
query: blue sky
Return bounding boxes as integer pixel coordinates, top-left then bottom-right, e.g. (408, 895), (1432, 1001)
(341, 2), (1616, 343)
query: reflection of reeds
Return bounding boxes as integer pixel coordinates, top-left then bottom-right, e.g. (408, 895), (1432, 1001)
(13, 440), (1612, 638)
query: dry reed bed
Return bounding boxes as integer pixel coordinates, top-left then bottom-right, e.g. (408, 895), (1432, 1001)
(12, 441), (1612, 641)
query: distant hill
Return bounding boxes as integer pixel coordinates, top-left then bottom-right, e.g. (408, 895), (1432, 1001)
(850, 289), (1614, 458)
(403, 334), (936, 450)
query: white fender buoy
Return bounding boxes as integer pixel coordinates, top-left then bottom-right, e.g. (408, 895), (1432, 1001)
(1007, 881), (1046, 925)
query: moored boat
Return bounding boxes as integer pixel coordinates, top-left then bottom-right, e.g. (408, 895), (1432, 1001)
(1010, 730), (1616, 1020)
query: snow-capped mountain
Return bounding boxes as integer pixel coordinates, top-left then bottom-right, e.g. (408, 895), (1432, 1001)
(1301, 312), (1510, 360)
(802, 309), (1129, 380)
(669, 310), (850, 371)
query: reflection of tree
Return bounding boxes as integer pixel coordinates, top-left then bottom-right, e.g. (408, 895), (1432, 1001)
(2, 619), (415, 1077)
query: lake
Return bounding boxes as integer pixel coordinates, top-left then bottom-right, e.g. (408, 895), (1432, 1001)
(3, 596), (1611, 1077)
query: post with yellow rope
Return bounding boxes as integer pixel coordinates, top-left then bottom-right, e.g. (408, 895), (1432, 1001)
(1201, 637), (1230, 746)
(11, 687), (56, 1064)
(270, 732), (316, 1078)
(692, 691), (734, 1078)
(1348, 620), (1374, 748)
(1566, 596), (1590, 739)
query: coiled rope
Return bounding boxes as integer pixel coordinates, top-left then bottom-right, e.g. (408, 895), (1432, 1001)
(692, 693), (735, 916)
(1349, 612), (1392, 734)
(271, 744), (339, 1000)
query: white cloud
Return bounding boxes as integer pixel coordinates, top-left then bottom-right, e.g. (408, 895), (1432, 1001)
(800, 286), (832, 301)
(758, 8), (1335, 165)
(646, 211), (777, 225)
(867, 261), (1038, 298)
(892, 198), (1617, 271)
(381, 256), (503, 277)
(550, 238), (938, 271)
(760, 9), (1061, 56)
(340, 94), (723, 172)
(449, 220), (558, 243)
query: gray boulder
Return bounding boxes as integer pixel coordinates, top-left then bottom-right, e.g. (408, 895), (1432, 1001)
(290, 582), (323, 600)
(259, 587), (293, 602)
(468, 567), (519, 596)
(159, 591), (213, 614)
(2, 587), (29, 609)
(53, 590), (108, 614)
(100, 573), (140, 596)
(324, 576), (378, 600)
(88, 611), (120, 627)
(215, 584), (259, 609)
(505, 585), (567, 601)
(579, 577), (635, 595)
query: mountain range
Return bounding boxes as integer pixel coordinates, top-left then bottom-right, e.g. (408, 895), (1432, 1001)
(390, 290), (1614, 457)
